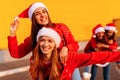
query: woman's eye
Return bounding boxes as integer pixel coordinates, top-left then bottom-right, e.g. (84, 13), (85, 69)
(42, 10), (47, 13)
(48, 40), (51, 43)
(40, 39), (44, 42)
(48, 40), (54, 43)
(35, 12), (40, 16)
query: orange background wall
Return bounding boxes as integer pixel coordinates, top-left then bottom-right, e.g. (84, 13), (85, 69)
(0, 0), (120, 49)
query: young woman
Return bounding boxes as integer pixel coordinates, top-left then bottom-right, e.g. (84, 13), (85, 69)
(83, 24), (105, 80)
(8, 2), (81, 80)
(90, 23), (118, 80)
(31, 27), (120, 80)
(104, 23), (120, 75)
(83, 24), (118, 80)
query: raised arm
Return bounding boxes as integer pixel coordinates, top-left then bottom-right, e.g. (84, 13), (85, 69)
(8, 18), (32, 58)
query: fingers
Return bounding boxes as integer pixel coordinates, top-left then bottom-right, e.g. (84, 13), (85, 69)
(14, 18), (19, 24)
(64, 55), (68, 63)
(9, 17), (20, 37)
(11, 17), (19, 29)
(60, 55), (68, 64)
(13, 16), (19, 27)
(60, 56), (65, 64)
(10, 22), (14, 27)
(14, 16), (19, 21)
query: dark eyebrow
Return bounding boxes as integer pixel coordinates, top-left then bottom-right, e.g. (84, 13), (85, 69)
(43, 8), (47, 12)
(34, 8), (47, 13)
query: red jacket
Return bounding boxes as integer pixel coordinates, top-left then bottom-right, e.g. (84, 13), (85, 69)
(8, 23), (79, 58)
(61, 51), (120, 80)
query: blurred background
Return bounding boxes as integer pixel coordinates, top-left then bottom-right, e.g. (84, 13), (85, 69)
(0, 0), (120, 80)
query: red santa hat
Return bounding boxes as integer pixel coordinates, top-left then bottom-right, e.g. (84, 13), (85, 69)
(14, 2), (48, 20)
(105, 23), (117, 33)
(92, 24), (105, 37)
(36, 27), (61, 48)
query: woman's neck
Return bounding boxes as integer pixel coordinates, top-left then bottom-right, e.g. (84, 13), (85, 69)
(43, 54), (52, 64)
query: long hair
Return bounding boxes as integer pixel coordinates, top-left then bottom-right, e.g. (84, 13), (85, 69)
(30, 11), (53, 50)
(30, 38), (62, 80)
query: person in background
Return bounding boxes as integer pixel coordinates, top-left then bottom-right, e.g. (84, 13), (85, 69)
(104, 23), (120, 75)
(31, 27), (120, 80)
(8, 2), (81, 80)
(82, 24), (105, 80)
(90, 23), (118, 80)
(83, 23), (119, 80)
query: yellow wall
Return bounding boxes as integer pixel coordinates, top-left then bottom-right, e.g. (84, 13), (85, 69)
(1, 0), (120, 49)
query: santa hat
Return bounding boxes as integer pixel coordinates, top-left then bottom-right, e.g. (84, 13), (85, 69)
(105, 23), (117, 33)
(14, 2), (48, 20)
(36, 27), (61, 48)
(92, 24), (105, 37)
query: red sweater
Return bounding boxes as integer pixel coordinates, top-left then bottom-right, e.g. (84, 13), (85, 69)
(84, 37), (118, 52)
(61, 51), (120, 80)
(8, 23), (120, 80)
(8, 23), (79, 58)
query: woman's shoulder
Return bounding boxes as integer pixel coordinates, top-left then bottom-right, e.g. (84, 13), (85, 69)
(53, 23), (67, 26)
(53, 23), (68, 30)
(53, 23), (65, 25)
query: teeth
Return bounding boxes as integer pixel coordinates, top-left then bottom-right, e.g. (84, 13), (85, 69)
(43, 48), (48, 51)
(42, 18), (46, 21)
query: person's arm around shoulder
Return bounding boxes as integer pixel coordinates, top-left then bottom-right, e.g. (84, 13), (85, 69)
(58, 23), (78, 64)
(59, 23), (79, 51)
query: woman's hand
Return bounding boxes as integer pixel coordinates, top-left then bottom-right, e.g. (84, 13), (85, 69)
(97, 42), (109, 48)
(59, 46), (68, 64)
(10, 17), (19, 37)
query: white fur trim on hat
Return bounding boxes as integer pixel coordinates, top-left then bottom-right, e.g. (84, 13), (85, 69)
(105, 26), (117, 33)
(28, 2), (48, 19)
(95, 27), (105, 34)
(36, 27), (61, 48)
(96, 62), (110, 67)
(83, 72), (91, 78)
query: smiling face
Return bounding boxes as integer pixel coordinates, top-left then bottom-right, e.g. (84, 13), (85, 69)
(105, 30), (115, 40)
(96, 32), (105, 40)
(39, 36), (56, 56)
(34, 7), (49, 26)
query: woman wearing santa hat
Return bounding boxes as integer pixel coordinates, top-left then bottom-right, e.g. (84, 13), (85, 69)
(92, 23), (119, 80)
(90, 23), (118, 80)
(104, 23), (120, 75)
(8, 2), (81, 80)
(82, 23), (118, 80)
(30, 27), (120, 80)
(83, 24), (105, 80)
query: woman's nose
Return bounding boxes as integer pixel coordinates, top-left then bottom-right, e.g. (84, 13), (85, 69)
(44, 41), (49, 46)
(40, 13), (45, 17)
